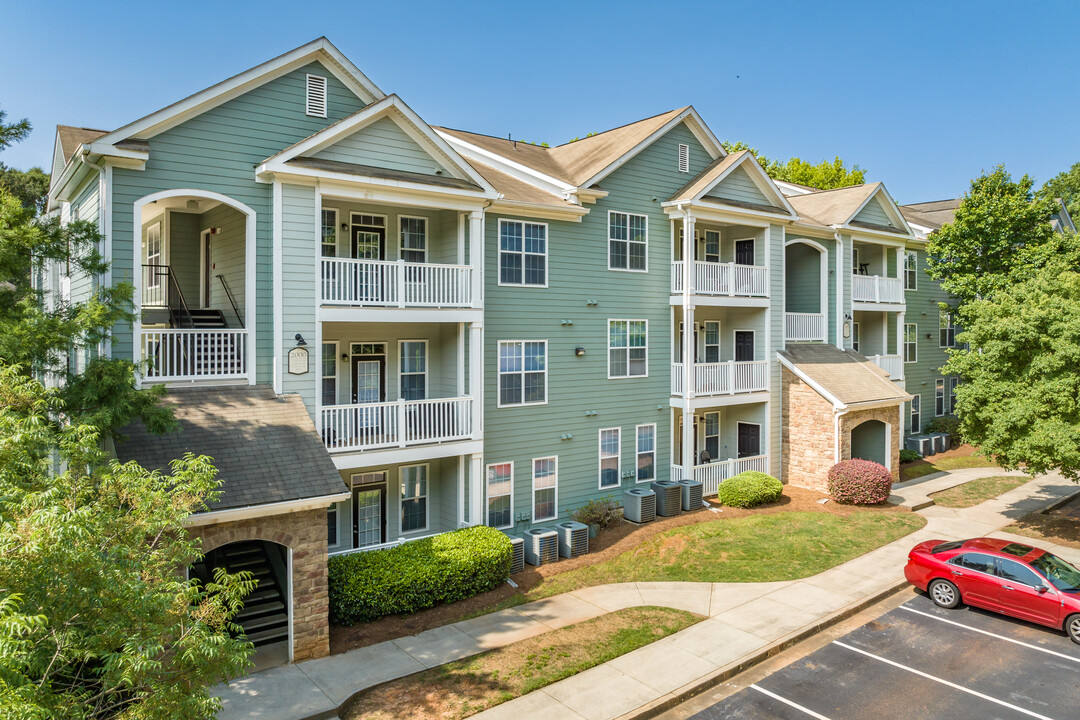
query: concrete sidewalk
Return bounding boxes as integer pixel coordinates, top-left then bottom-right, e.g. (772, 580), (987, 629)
(213, 471), (1077, 720)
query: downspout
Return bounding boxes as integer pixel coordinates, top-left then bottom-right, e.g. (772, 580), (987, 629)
(833, 229), (844, 350)
(834, 405), (850, 465)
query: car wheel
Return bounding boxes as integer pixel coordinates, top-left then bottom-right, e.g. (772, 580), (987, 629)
(1066, 614), (1080, 645)
(929, 579), (961, 609)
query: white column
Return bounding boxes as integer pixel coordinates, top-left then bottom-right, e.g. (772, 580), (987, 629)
(897, 311), (906, 379)
(457, 212), (466, 265)
(458, 455), (466, 527)
(681, 210), (696, 472)
(881, 311), (887, 357)
(469, 211), (484, 308)
(456, 322), (465, 397)
(470, 453), (485, 526)
(469, 321), (483, 436)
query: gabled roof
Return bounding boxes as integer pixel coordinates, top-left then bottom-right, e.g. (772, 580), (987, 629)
(57, 126), (107, 163)
(899, 199), (960, 230)
(788, 182), (913, 237)
(778, 344), (911, 408)
(667, 150), (798, 218)
(465, 158), (582, 211)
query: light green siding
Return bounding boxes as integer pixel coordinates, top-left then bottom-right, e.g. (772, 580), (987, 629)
(313, 116), (448, 176)
(68, 177), (100, 308)
(785, 242), (821, 313)
(902, 242), (954, 436)
(768, 223), (785, 479)
(319, 199), (461, 264)
(280, 182), (319, 409)
(704, 164), (771, 206)
(166, 211), (201, 306)
(201, 204), (247, 325)
(853, 196), (894, 228)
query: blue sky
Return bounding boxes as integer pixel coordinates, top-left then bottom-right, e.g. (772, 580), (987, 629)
(2, 1), (1076, 203)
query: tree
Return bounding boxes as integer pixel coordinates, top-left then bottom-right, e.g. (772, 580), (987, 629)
(1039, 160), (1080, 225)
(0, 164), (50, 216)
(721, 141), (866, 190)
(926, 165), (1056, 305)
(0, 108), (30, 152)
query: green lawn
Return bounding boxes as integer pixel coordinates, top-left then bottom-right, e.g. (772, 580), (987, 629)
(930, 476), (1029, 508)
(901, 447), (998, 481)
(527, 511), (926, 601)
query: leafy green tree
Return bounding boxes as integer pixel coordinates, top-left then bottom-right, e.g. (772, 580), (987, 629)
(0, 164), (50, 215)
(926, 165), (1056, 305)
(1039, 160), (1080, 224)
(0, 367), (255, 719)
(0, 108), (30, 152)
(721, 141), (866, 190)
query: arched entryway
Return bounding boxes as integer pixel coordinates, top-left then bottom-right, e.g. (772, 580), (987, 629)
(784, 239), (828, 342)
(851, 419), (889, 468)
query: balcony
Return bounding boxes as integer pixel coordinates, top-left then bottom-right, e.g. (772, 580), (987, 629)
(785, 313), (826, 342)
(671, 261), (769, 298)
(321, 396), (474, 452)
(868, 353), (904, 380)
(671, 361), (769, 397)
(321, 258), (474, 308)
(140, 329), (248, 382)
(671, 454), (770, 496)
(852, 274), (903, 304)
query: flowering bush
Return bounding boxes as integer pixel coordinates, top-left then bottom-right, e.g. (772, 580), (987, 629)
(718, 471), (784, 508)
(827, 459), (893, 504)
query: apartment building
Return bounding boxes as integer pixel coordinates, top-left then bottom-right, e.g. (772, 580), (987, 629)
(45, 38), (977, 662)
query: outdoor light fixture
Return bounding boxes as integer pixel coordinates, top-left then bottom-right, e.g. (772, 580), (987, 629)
(341, 222), (349, 231)
(575, 347), (586, 357)
(294, 333), (307, 346)
(341, 353), (349, 362)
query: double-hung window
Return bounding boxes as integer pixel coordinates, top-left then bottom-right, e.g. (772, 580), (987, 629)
(608, 211), (648, 271)
(532, 457), (557, 522)
(704, 412), (720, 461)
(400, 465), (428, 533)
(904, 251), (918, 290)
(636, 424), (656, 482)
(499, 219), (547, 286)
(599, 428), (621, 489)
(904, 323), (918, 364)
(910, 395), (921, 434)
(486, 462), (513, 529)
(947, 377), (958, 414)
(327, 505), (339, 547)
(852, 322), (861, 353)
(400, 216), (427, 263)
(939, 309), (957, 348)
(322, 341), (337, 406)
(703, 322), (720, 363)
(609, 320), (647, 378)
(321, 209), (337, 257)
(399, 340), (426, 400)
(935, 379), (946, 416)
(498, 340), (547, 406)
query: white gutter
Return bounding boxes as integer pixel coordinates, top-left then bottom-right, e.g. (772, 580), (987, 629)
(834, 406), (850, 464)
(184, 492), (352, 527)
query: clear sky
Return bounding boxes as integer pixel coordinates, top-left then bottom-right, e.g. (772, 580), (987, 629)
(2, 0), (1077, 203)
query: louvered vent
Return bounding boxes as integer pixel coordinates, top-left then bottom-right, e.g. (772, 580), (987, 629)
(678, 143), (689, 173)
(306, 74), (328, 118)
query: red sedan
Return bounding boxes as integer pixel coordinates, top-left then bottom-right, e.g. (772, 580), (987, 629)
(905, 537), (1080, 643)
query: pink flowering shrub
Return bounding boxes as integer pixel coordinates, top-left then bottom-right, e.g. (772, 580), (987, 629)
(827, 459), (892, 505)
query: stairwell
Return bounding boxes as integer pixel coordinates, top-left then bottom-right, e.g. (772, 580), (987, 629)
(194, 540), (289, 648)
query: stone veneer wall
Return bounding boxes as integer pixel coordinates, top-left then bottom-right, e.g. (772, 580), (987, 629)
(192, 508), (329, 661)
(840, 405), (902, 482)
(781, 367), (836, 492)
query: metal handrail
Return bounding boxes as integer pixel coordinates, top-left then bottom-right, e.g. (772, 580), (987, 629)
(216, 274), (243, 327)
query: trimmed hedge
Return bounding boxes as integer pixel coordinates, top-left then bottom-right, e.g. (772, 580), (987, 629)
(828, 459), (892, 504)
(328, 526), (512, 625)
(718, 471), (784, 508)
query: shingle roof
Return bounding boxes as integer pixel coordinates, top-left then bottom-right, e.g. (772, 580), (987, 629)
(786, 183), (881, 228)
(57, 125), (108, 163)
(668, 151), (747, 203)
(779, 344), (911, 407)
(464, 158), (579, 209)
(900, 199), (960, 229)
(115, 385), (346, 512)
(287, 156), (482, 190)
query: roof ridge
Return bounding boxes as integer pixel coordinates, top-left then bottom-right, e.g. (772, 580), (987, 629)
(547, 106), (688, 151)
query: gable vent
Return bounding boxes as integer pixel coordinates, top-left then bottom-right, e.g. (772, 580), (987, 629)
(678, 143), (689, 173)
(306, 74), (328, 118)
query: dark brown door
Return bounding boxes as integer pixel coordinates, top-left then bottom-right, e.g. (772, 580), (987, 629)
(734, 331), (755, 362)
(737, 422), (760, 458)
(352, 224), (385, 259)
(351, 355), (386, 403)
(735, 239), (754, 266)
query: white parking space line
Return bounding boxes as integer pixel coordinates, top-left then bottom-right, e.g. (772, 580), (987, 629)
(833, 641), (1057, 720)
(900, 605), (1080, 664)
(749, 685), (835, 720)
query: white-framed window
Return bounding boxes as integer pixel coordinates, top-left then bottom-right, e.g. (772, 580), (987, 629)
(935, 379), (946, 417)
(532, 457), (558, 522)
(910, 395), (921, 434)
(305, 74), (328, 118)
(400, 216), (427, 263)
(608, 211), (648, 272)
(498, 340), (547, 407)
(852, 322), (861, 354)
(399, 340), (427, 400)
(599, 428), (621, 489)
(400, 464), (428, 533)
(703, 230), (721, 263)
(321, 209), (337, 257)
(904, 323), (918, 364)
(947, 377), (958, 414)
(486, 462), (513, 529)
(322, 341), (337, 406)
(852, 247), (860, 275)
(636, 424), (656, 483)
(499, 219), (547, 287)
(703, 321), (720, 363)
(145, 221), (162, 271)
(703, 412), (719, 462)
(678, 143), (690, 173)
(904, 250), (918, 290)
(609, 320), (648, 378)
(327, 504), (339, 547)
(939, 309), (957, 348)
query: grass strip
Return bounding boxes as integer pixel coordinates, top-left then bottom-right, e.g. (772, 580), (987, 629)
(929, 476), (1028, 508)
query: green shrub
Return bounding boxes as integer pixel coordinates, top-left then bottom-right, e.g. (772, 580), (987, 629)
(926, 415), (963, 445)
(828, 459), (892, 504)
(327, 526), (511, 625)
(570, 496), (620, 529)
(718, 471), (784, 508)
(899, 448), (922, 463)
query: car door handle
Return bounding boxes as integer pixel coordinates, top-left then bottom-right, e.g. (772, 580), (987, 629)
(1002, 585), (1014, 591)
(951, 570), (964, 576)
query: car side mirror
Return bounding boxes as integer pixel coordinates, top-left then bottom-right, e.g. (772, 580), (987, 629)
(1037, 585), (1049, 594)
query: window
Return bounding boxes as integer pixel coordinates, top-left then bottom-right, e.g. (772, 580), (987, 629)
(703, 230), (720, 263)
(951, 553), (997, 576)
(609, 320), (648, 378)
(399, 340), (426, 400)
(910, 395), (921, 434)
(703, 322), (720, 363)
(322, 342), (337, 406)
(498, 340), (547, 406)
(997, 558), (1044, 587)
(321, 209), (337, 257)
(939, 309), (957, 348)
(703, 412), (720, 462)
(852, 247), (860, 275)
(678, 143), (690, 173)
(499, 219), (547, 286)
(532, 457), (557, 522)
(852, 322), (861, 353)
(486, 462), (513, 529)
(947, 377), (958, 414)
(637, 424), (656, 482)
(904, 323), (918, 364)
(599, 428), (621, 489)
(327, 504), (339, 546)
(608, 211), (648, 271)
(306, 74), (328, 117)
(145, 222), (162, 271)
(935, 379), (946, 417)
(400, 216), (427, 263)
(400, 464), (428, 533)
(904, 251), (918, 290)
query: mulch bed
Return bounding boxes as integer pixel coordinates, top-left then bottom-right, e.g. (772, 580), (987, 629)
(329, 485), (913, 655)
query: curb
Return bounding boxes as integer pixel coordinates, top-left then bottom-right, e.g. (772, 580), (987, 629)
(614, 579), (910, 720)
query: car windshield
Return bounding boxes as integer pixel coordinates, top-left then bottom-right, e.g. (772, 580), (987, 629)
(1030, 552), (1080, 593)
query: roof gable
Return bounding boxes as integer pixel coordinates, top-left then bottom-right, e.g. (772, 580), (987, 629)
(668, 151), (797, 218)
(777, 344), (911, 408)
(312, 115), (452, 177)
(706, 164), (772, 206)
(852, 192), (900, 230)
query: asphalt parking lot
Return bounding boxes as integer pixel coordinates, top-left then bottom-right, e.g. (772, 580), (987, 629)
(685, 592), (1080, 720)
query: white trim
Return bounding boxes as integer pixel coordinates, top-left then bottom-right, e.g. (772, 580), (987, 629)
(436, 131), (577, 198)
(607, 319), (649, 379)
(183, 492), (351, 527)
(321, 339), (339, 405)
(347, 211), (388, 258)
(904, 322), (918, 364)
(736, 420), (763, 458)
(485, 461), (514, 530)
(397, 339), (428, 400)
(273, 181), (283, 393)
(198, 228), (213, 307)
(398, 463), (430, 535)
(776, 351), (845, 409)
(531, 456), (559, 523)
(496, 339), (548, 408)
(903, 250), (918, 291)
(398, 214), (428, 263)
(935, 378), (946, 417)
(497, 218), (549, 288)
(910, 393), (921, 433)
(675, 151), (799, 220)
(635, 423), (657, 483)
(320, 207), (339, 257)
(326, 499), (341, 549)
(607, 210), (649, 273)
(599, 427), (622, 490)
(845, 184), (915, 237)
(286, 547), (294, 663)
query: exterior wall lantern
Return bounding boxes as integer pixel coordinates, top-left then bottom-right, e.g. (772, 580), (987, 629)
(574, 347), (586, 357)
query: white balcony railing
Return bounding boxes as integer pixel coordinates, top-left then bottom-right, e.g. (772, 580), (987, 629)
(671, 455), (770, 497)
(785, 312), (826, 342)
(671, 261), (769, 297)
(852, 274), (904, 304)
(321, 258), (473, 308)
(869, 354), (904, 380)
(321, 396), (474, 452)
(671, 361), (769, 397)
(140, 329), (248, 382)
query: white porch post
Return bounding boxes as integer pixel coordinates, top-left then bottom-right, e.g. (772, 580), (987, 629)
(456, 322), (466, 397)
(470, 453), (484, 526)
(469, 211), (484, 308)
(897, 311), (906, 380)
(469, 321), (483, 437)
(681, 210), (696, 472)
(457, 454), (466, 527)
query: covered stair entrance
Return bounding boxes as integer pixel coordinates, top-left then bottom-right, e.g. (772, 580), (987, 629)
(192, 540), (289, 649)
